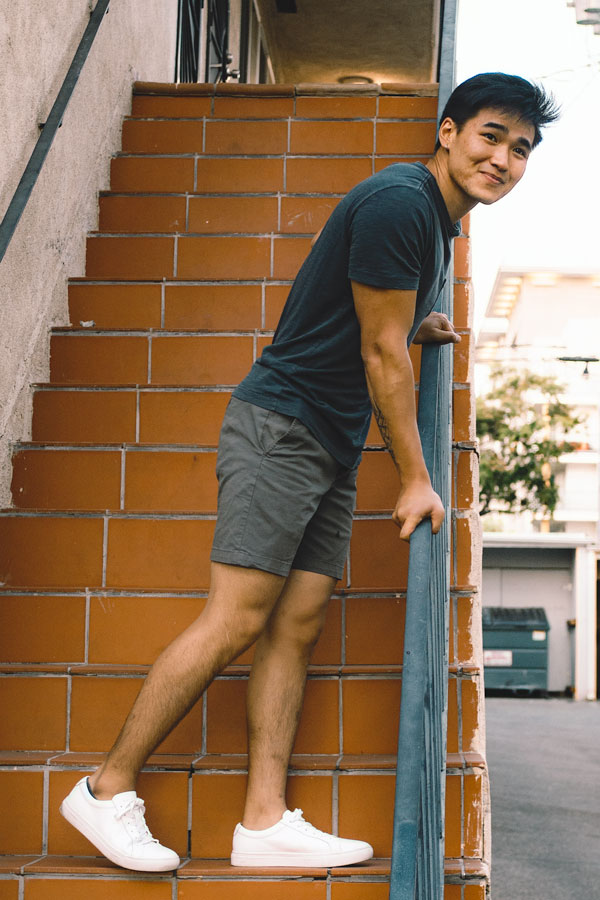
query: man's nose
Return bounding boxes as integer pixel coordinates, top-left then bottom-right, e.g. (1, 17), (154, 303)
(490, 144), (509, 170)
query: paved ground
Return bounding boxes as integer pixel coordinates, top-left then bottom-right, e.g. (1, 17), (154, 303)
(485, 696), (600, 900)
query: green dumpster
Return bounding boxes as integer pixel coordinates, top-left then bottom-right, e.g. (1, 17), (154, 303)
(482, 607), (550, 693)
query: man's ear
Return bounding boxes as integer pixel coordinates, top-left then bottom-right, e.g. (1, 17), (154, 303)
(437, 116), (456, 150)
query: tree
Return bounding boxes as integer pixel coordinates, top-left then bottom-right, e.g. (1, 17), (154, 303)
(476, 367), (582, 517)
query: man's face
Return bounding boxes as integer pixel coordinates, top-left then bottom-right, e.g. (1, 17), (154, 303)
(440, 107), (535, 205)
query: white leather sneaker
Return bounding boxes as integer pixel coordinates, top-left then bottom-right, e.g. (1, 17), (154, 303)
(231, 807), (374, 867)
(60, 777), (180, 872)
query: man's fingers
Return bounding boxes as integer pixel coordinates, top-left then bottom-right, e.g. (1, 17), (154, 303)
(396, 505), (446, 541)
(399, 515), (422, 542)
(431, 506), (445, 534)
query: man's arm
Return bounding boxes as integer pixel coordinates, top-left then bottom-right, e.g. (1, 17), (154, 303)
(352, 280), (445, 541)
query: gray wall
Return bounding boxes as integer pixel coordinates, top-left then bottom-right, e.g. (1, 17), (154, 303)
(0, 0), (178, 506)
(482, 548), (575, 692)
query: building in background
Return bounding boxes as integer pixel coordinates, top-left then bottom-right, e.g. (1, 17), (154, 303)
(476, 267), (598, 699)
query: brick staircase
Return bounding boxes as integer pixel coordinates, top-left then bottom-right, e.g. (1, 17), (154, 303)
(0, 82), (487, 899)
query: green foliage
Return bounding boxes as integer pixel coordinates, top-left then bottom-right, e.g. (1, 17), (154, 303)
(476, 367), (582, 517)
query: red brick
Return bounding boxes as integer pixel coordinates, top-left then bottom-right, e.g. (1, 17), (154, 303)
(122, 119), (204, 153)
(111, 156), (195, 192)
(286, 157), (372, 194)
(131, 95), (212, 117)
(50, 335), (148, 385)
(86, 236), (174, 279)
(138, 390), (230, 444)
(213, 96), (294, 118)
(290, 121), (373, 155)
(124, 450), (217, 512)
(98, 196), (186, 233)
(195, 157), (284, 192)
(0, 771), (44, 854)
(150, 336), (253, 385)
(376, 122), (436, 154)
(164, 284), (262, 330)
(105, 518), (214, 590)
(0, 516), (104, 588)
(188, 196), (278, 234)
(32, 389), (136, 444)
(295, 97), (377, 119)
(0, 595), (85, 663)
(205, 121), (287, 154)
(349, 520), (409, 590)
(378, 96), (439, 119)
(11, 449), (121, 511)
(454, 236), (471, 278)
(68, 283), (162, 330)
(177, 237), (270, 280)
(0, 677), (67, 750)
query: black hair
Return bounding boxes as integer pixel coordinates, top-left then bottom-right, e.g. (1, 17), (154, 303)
(435, 72), (560, 150)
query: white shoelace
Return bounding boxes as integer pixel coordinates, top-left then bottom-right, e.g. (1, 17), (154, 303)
(115, 797), (159, 845)
(287, 808), (328, 839)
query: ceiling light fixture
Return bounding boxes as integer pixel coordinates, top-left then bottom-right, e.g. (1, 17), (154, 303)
(337, 75), (374, 84)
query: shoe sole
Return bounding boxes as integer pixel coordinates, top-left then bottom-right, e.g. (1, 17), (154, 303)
(231, 846), (373, 867)
(59, 796), (180, 873)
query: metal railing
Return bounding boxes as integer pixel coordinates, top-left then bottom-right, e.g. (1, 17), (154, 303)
(0, 0), (110, 266)
(174, 0), (202, 82)
(389, 0), (458, 897)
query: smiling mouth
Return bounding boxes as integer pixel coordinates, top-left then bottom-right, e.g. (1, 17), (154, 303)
(481, 172), (505, 185)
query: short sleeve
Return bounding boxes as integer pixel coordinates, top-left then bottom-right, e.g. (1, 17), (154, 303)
(347, 185), (430, 290)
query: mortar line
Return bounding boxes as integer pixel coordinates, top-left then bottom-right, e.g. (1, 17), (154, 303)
(42, 766), (50, 854)
(84, 587), (91, 664)
(101, 516), (109, 588)
(135, 389), (140, 443)
(120, 447), (126, 511)
(161, 280), (166, 329)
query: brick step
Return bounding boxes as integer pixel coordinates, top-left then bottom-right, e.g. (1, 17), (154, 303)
(109, 153), (427, 195)
(49, 330), (263, 386)
(0, 508), (479, 592)
(66, 276), (471, 333)
(67, 281), (290, 331)
(0, 760), (485, 862)
(0, 663), (480, 758)
(48, 330), (426, 387)
(120, 114), (436, 158)
(28, 383), (389, 446)
(28, 384), (384, 446)
(0, 587), (478, 672)
(0, 855), (488, 899)
(97, 193), (341, 236)
(84, 232), (312, 280)
(9, 442), (400, 514)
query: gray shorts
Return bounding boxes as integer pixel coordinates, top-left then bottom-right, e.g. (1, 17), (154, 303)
(210, 397), (358, 579)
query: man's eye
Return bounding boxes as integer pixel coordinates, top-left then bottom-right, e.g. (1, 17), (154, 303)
(482, 132), (497, 141)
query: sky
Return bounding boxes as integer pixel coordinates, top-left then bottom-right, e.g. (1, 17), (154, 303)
(455, 0), (600, 332)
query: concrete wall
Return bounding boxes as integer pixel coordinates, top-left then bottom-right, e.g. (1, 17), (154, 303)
(0, 0), (178, 506)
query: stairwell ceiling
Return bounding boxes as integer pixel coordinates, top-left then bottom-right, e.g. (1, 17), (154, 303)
(256, 0), (440, 84)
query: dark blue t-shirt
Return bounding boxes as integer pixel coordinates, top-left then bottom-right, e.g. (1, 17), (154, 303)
(234, 162), (460, 467)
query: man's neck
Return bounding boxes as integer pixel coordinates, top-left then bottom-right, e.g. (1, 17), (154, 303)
(425, 154), (478, 224)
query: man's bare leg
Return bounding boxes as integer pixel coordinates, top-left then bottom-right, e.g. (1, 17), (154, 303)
(89, 562), (285, 800)
(241, 569), (335, 829)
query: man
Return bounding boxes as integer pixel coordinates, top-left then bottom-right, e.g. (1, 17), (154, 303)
(60, 72), (559, 871)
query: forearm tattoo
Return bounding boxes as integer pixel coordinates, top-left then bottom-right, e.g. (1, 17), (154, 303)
(372, 399), (397, 466)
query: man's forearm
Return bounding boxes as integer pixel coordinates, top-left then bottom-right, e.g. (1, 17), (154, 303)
(362, 344), (430, 486)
